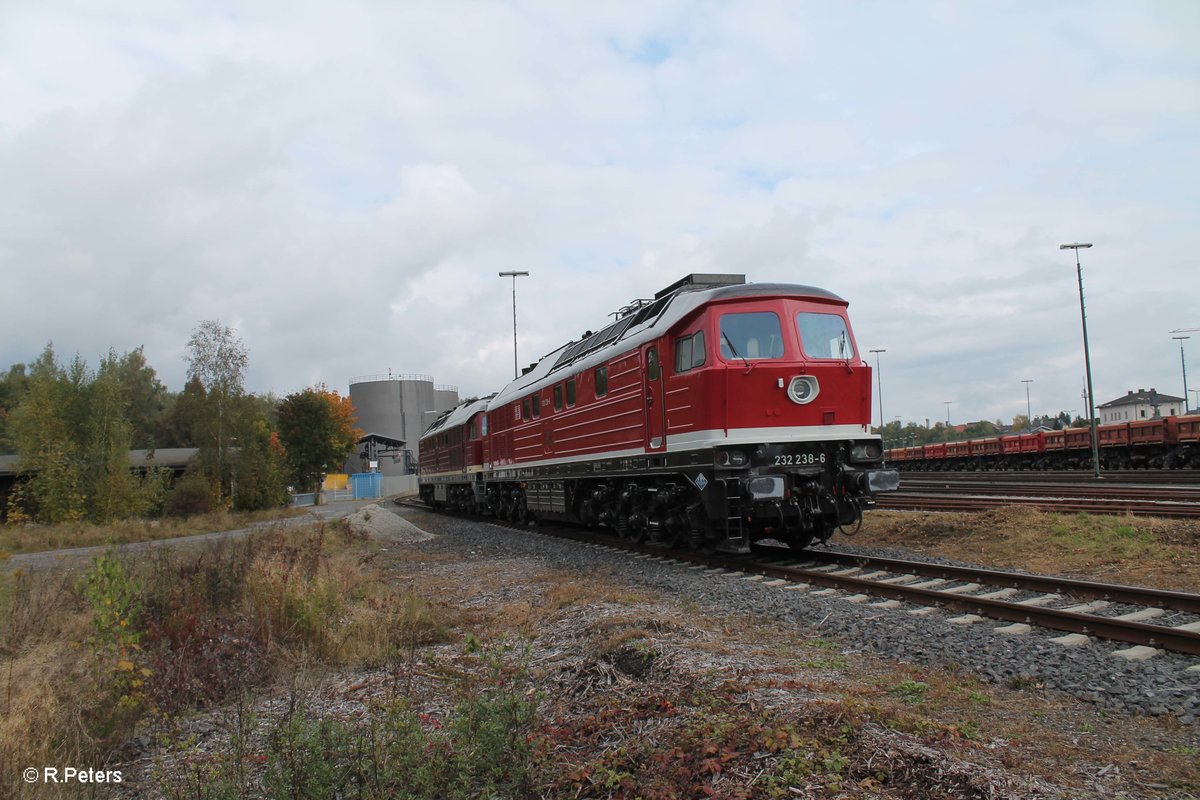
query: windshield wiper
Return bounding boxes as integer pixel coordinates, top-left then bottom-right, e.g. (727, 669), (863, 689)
(722, 332), (751, 369)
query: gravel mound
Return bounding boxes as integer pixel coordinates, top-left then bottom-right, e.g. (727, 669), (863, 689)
(347, 504), (436, 543)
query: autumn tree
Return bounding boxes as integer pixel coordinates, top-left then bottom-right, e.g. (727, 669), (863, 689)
(277, 386), (362, 497)
(230, 411), (290, 511)
(110, 346), (170, 450)
(8, 345), (152, 523)
(185, 320), (249, 500)
(0, 363), (30, 454)
(10, 346), (85, 523)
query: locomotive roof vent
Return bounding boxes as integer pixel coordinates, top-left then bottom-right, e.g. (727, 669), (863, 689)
(653, 273), (745, 300)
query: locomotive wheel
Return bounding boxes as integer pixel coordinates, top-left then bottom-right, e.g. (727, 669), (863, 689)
(787, 534), (815, 552)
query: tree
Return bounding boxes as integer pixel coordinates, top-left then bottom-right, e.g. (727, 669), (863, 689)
(9, 346), (151, 524)
(185, 320), (249, 500)
(277, 386), (363, 497)
(230, 407), (290, 511)
(0, 362), (30, 454)
(10, 345), (85, 523)
(110, 346), (170, 450)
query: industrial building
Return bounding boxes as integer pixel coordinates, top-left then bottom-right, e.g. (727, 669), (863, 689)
(347, 373), (459, 477)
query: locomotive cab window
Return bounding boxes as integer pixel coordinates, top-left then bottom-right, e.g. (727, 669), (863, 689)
(595, 366), (608, 397)
(522, 397), (531, 420)
(796, 312), (854, 360)
(720, 312), (783, 360)
(530, 394), (540, 418)
(566, 378), (576, 407)
(553, 384), (563, 411)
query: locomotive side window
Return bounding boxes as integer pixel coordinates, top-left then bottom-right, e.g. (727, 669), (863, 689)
(796, 312), (855, 360)
(522, 397), (531, 420)
(554, 384), (563, 411)
(531, 394), (541, 418)
(566, 378), (576, 407)
(675, 336), (692, 373)
(674, 331), (706, 373)
(720, 312), (783, 360)
(595, 366), (608, 397)
(648, 348), (660, 380)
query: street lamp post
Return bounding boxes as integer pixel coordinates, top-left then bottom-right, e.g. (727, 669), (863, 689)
(1172, 336), (1191, 413)
(943, 401), (952, 441)
(869, 348), (886, 434)
(1021, 379), (1033, 428)
(1060, 243), (1101, 478)
(498, 271), (530, 379)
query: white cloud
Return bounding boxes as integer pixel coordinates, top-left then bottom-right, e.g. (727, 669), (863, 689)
(0, 0), (1196, 424)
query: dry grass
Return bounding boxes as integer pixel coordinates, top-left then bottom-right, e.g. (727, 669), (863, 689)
(0, 506), (305, 555)
(855, 507), (1200, 590)
(0, 516), (469, 799)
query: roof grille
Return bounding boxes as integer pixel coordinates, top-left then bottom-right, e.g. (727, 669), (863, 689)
(653, 273), (745, 300)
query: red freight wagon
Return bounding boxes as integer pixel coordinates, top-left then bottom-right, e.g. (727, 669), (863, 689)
(946, 440), (970, 458)
(1098, 422), (1130, 449)
(970, 438), (1001, 457)
(1019, 432), (1045, 453)
(923, 443), (947, 460)
(1178, 416), (1200, 443)
(1130, 418), (1172, 447)
(1044, 430), (1065, 451)
(1063, 427), (1093, 450)
(999, 435), (1022, 456)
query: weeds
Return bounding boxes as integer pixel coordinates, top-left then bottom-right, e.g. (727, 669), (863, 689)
(887, 679), (930, 705)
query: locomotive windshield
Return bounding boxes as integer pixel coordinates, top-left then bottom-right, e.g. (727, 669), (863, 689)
(796, 312), (854, 359)
(715, 311), (782, 359)
(719, 312), (784, 360)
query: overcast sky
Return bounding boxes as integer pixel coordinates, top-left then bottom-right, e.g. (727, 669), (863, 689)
(2, 1), (1197, 427)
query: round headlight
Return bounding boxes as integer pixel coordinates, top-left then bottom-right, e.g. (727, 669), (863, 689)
(787, 376), (819, 405)
(715, 450), (747, 467)
(850, 442), (883, 461)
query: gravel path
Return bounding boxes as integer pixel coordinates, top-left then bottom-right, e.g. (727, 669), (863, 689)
(391, 505), (1200, 725)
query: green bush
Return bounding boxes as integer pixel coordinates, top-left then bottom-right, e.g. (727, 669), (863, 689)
(164, 473), (217, 518)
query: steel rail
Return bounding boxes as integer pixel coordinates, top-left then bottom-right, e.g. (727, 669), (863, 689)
(804, 549), (1200, 613)
(875, 494), (1200, 517)
(890, 469), (1200, 485)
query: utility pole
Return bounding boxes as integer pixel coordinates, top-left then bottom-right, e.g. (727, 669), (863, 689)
(1172, 335), (1191, 413)
(869, 349), (886, 434)
(1022, 379), (1033, 428)
(498, 271), (530, 379)
(1060, 243), (1101, 477)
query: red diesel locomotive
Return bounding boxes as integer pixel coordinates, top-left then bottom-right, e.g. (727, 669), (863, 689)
(419, 274), (899, 552)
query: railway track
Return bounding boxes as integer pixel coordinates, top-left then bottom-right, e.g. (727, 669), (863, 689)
(397, 499), (1200, 659)
(876, 475), (1200, 517)
(891, 469), (1200, 485)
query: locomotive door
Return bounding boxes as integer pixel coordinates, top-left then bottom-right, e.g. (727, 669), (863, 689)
(643, 344), (667, 452)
